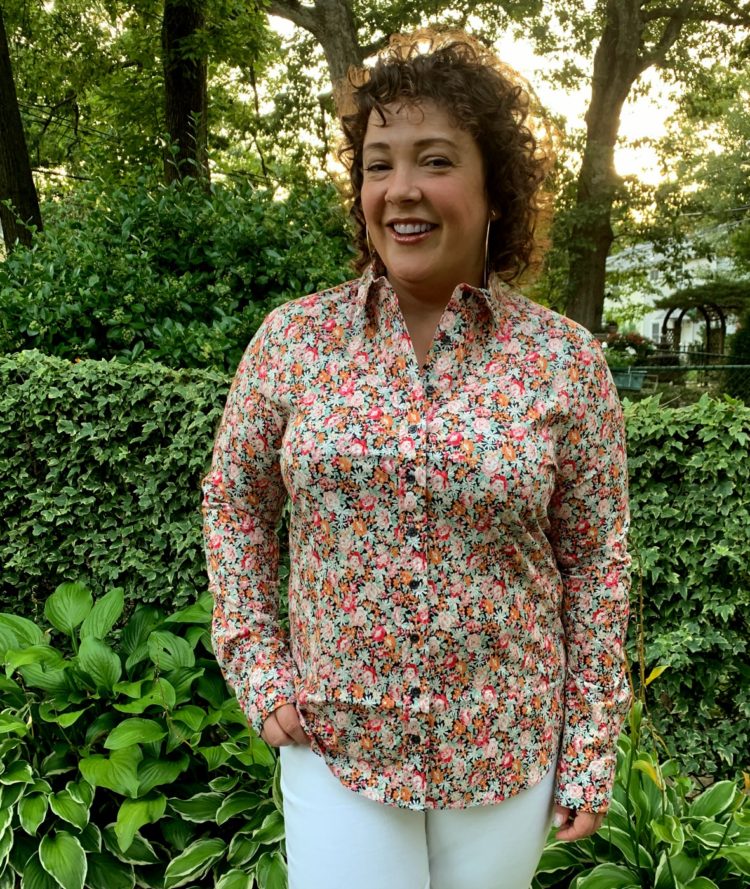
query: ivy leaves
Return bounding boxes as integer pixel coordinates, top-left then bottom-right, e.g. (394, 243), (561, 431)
(625, 394), (750, 777)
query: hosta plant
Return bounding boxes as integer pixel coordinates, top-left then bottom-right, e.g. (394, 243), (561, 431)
(0, 581), (287, 889)
(533, 697), (750, 889)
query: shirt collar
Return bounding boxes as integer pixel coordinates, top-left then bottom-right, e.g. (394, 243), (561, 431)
(354, 262), (507, 326)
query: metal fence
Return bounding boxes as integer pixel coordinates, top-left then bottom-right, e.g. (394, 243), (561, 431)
(611, 350), (750, 406)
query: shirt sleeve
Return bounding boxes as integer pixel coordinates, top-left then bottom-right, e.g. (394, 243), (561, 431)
(200, 309), (296, 738)
(548, 335), (632, 814)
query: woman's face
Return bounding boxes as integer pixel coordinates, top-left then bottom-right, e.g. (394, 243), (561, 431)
(360, 100), (490, 303)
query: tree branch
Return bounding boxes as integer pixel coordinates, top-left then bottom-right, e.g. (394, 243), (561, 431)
(642, 3), (750, 25)
(359, 33), (390, 59)
(639, 0), (696, 68)
(31, 167), (95, 182)
(640, 6), (684, 21)
(108, 60), (142, 75)
(267, 0), (318, 33)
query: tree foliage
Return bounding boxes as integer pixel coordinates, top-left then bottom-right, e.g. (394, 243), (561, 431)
(3, 0), (749, 327)
(2, 0), (278, 191)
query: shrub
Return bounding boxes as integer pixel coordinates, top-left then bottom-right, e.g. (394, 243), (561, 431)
(624, 394), (750, 778)
(0, 351), (223, 615)
(0, 581), (287, 889)
(0, 176), (354, 372)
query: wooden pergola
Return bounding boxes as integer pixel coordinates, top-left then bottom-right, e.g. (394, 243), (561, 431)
(654, 279), (750, 356)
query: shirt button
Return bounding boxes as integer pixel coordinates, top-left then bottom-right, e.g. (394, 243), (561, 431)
(405, 469), (416, 483)
(409, 579), (420, 590)
(409, 685), (420, 698)
(406, 717), (421, 736)
(425, 384), (435, 398)
(409, 632), (420, 642)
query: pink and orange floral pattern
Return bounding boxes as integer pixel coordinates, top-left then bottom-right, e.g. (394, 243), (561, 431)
(201, 265), (632, 814)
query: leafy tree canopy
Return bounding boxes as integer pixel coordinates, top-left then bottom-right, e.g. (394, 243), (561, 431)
(3, 0), (279, 190)
(655, 277), (750, 312)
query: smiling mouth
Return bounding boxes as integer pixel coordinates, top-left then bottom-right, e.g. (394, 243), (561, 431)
(389, 222), (437, 235)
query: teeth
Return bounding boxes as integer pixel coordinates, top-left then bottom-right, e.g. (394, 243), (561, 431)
(393, 223), (433, 234)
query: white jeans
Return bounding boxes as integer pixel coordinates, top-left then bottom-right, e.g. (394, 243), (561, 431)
(279, 743), (556, 889)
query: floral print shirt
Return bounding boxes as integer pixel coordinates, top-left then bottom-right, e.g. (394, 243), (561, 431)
(201, 265), (632, 814)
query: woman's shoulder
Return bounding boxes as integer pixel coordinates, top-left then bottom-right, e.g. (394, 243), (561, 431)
(241, 280), (362, 385)
(492, 286), (614, 403)
(262, 278), (362, 331)
(494, 283), (603, 362)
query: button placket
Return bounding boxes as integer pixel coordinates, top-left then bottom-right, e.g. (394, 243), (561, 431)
(391, 310), (438, 749)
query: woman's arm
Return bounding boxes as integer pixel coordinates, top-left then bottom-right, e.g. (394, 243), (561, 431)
(547, 335), (632, 817)
(200, 309), (297, 738)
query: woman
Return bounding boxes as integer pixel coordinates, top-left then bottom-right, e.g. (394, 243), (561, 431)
(201, 30), (631, 889)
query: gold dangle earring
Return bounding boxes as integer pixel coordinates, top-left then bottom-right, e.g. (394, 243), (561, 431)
(366, 224), (385, 277)
(484, 211), (499, 289)
(483, 216), (492, 290)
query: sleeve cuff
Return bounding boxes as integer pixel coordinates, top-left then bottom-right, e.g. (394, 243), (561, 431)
(553, 674), (631, 814)
(236, 670), (298, 739)
(554, 748), (618, 813)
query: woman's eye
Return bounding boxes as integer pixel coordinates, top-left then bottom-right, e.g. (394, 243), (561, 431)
(425, 157), (452, 168)
(364, 162), (389, 172)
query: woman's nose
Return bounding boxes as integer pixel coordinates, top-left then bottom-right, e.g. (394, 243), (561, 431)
(385, 165), (421, 204)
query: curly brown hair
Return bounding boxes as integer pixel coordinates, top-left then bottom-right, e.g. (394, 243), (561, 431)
(338, 30), (554, 284)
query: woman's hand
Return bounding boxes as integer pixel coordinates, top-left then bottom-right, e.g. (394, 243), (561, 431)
(260, 703), (312, 747)
(552, 804), (605, 841)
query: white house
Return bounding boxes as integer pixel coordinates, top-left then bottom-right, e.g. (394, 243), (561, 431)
(604, 224), (744, 352)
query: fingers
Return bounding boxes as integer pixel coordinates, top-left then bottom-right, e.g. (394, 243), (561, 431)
(276, 703), (312, 745)
(260, 718), (294, 746)
(554, 809), (605, 842)
(260, 703), (312, 747)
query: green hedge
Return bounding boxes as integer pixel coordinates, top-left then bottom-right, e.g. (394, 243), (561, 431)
(624, 394), (750, 779)
(0, 351), (224, 616)
(1, 352), (749, 781)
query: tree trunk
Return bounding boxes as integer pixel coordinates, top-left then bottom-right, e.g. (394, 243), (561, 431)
(268, 0), (364, 114)
(161, 0), (210, 187)
(564, 0), (645, 333)
(564, 0), (701, 332)
(0, 8), (42, 253)
(312, 0), (364, 91)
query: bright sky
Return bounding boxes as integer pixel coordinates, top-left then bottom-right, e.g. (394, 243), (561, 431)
(268, 16), (675, 187)
(472, 32), (675, 186)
